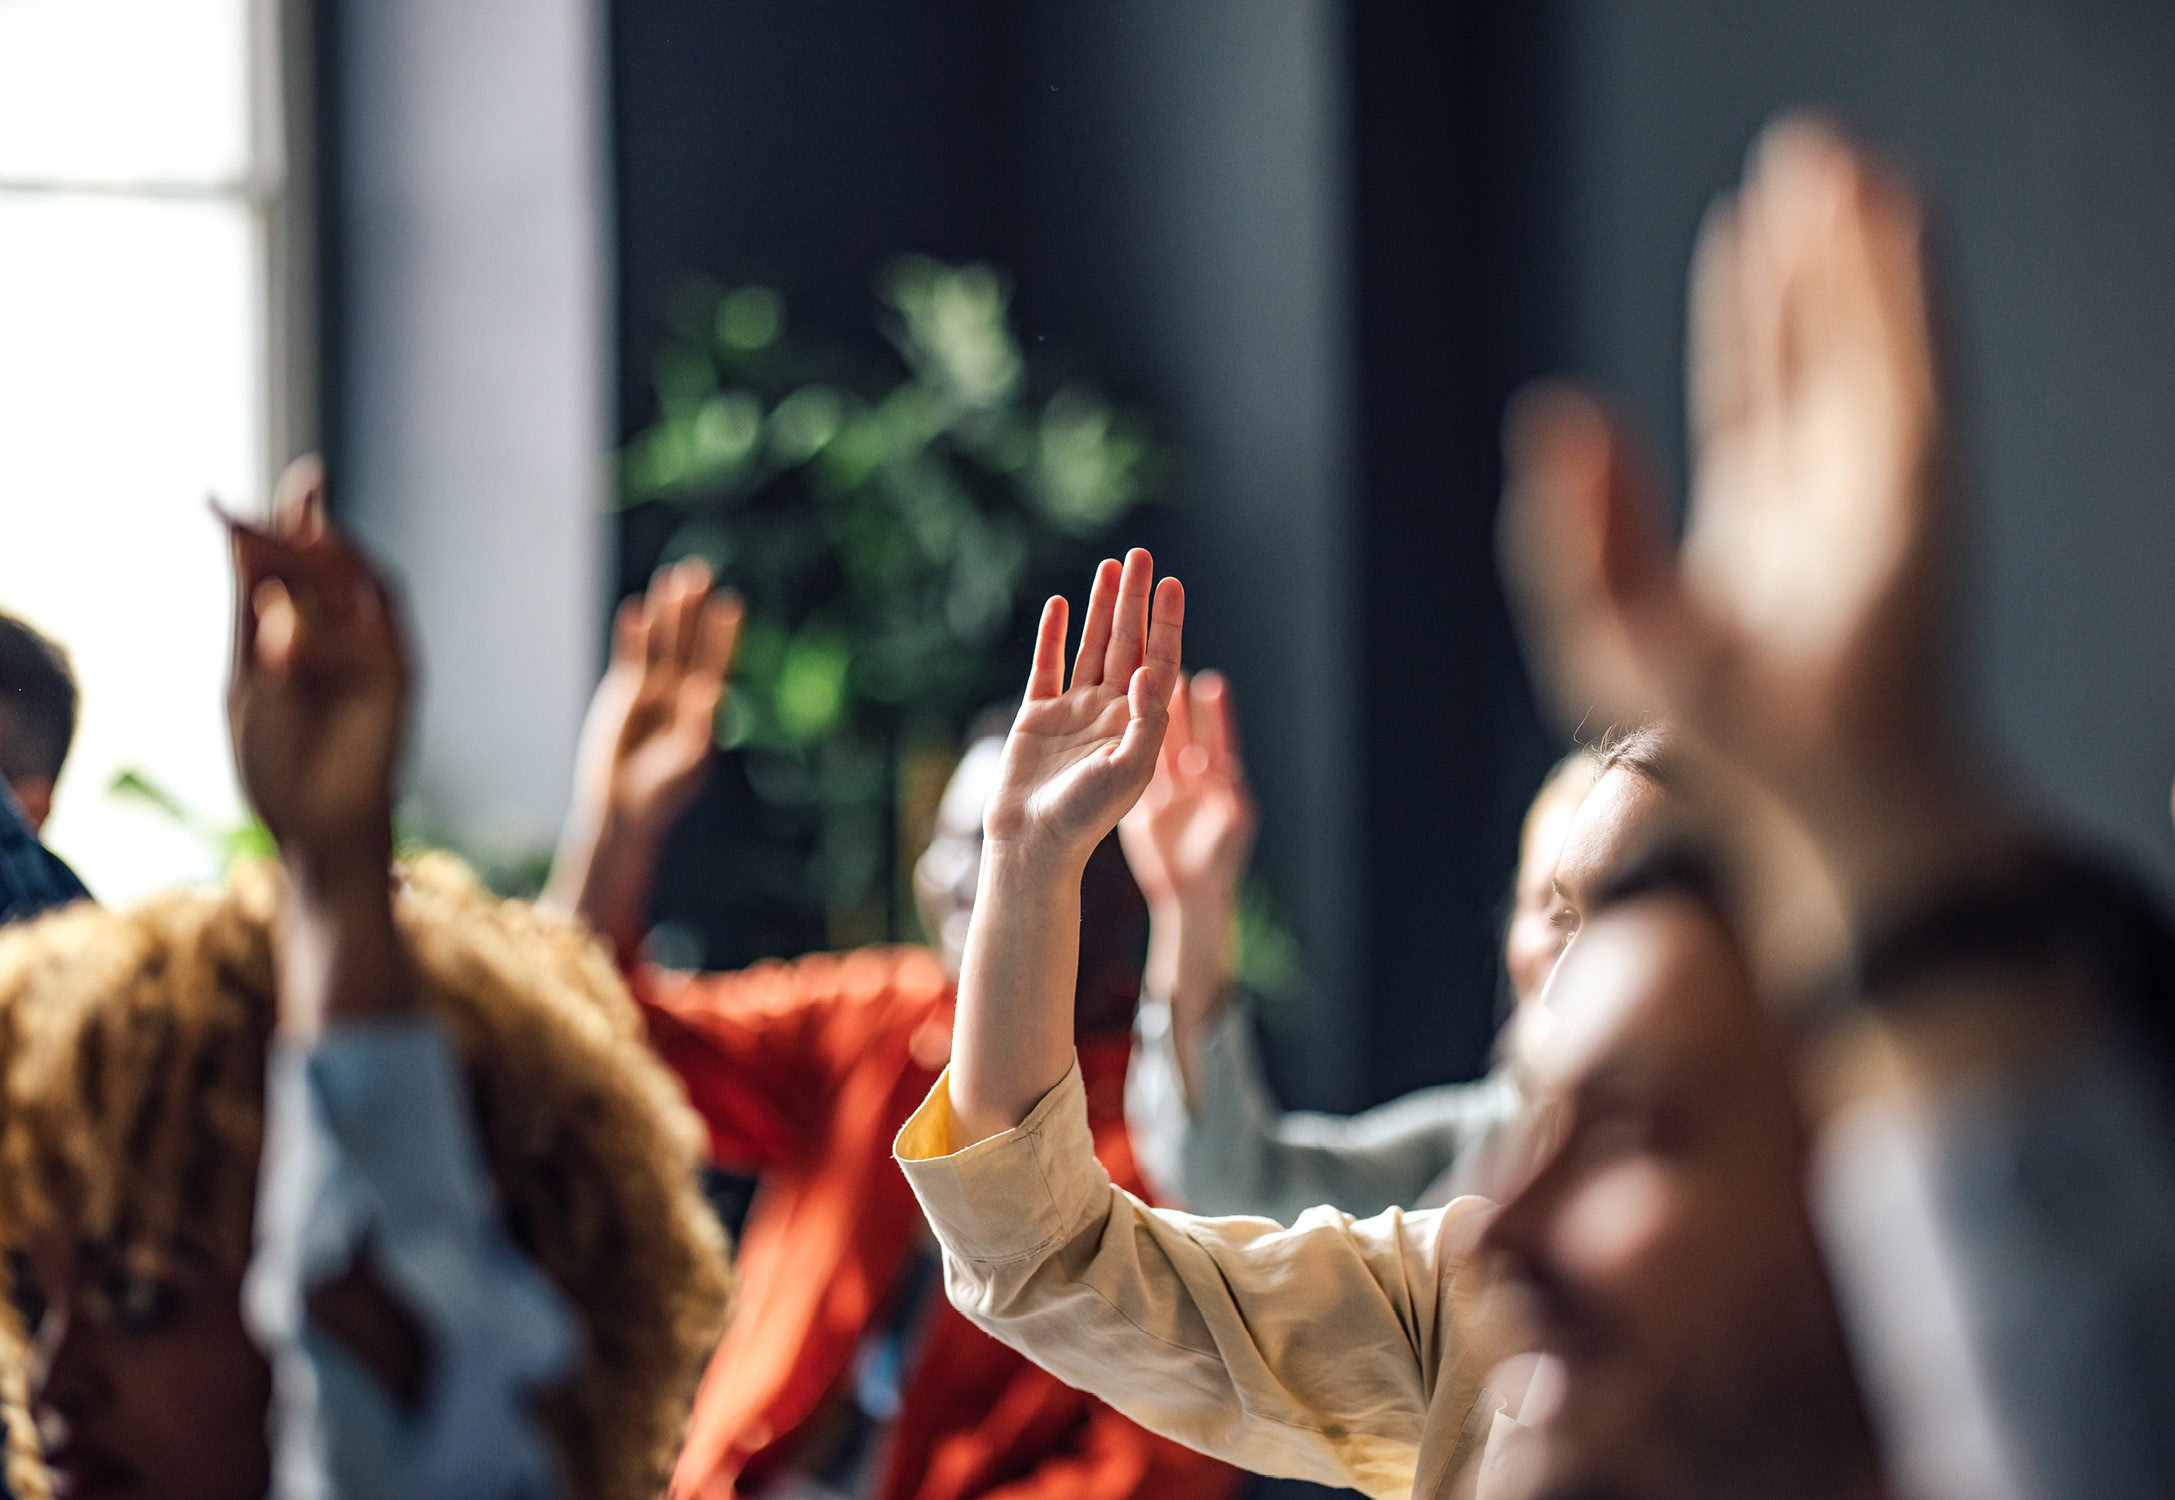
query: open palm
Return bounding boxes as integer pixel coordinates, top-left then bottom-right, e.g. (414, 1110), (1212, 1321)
(578, 560), (743, 841)
(1120, 670), (1256, 910)
(985, 549), (1185, 863)
(1503, 117), (1950, 802)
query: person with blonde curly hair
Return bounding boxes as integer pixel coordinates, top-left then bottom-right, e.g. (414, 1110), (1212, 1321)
(0, 469), (730, 1500)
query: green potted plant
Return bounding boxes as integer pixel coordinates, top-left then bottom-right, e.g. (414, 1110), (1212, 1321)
(623, 257), (1163, 945)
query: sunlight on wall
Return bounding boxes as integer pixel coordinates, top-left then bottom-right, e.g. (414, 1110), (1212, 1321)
(0, 0), (265, 902)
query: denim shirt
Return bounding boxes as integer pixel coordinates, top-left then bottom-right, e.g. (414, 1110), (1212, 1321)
(244, 1018), (579, 1500)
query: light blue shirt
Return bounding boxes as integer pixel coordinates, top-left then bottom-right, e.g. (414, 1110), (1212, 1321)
(1814, 1043), (2175, 1500)
(245, 1018), (578, 1500)
(1126, 995), (1523, 1221)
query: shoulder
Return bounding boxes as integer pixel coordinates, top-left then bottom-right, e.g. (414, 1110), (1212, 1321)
(647, 944), (950, 1024)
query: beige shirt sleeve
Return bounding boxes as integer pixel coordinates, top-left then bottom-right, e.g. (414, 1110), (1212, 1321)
(896, 1060), (1518, 1500)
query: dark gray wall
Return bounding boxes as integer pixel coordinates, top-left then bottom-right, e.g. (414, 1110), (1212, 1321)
(1553, 0), (2175, 889)
(609, 0), (1379, 1105)
(1010, 1), (1367, 1106)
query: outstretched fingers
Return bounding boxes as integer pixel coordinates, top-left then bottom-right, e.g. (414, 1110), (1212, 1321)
(1102, 549), (1155, 689)
(1070, 558), (1122, 689)
(270, 454), (327, 542)
(1111, 575), (1185, 777)
(612, 595), (648, 673)
(1687, 194), (1748, 454)
(1142, 574), (1184, 698)
(1193, 670), (1243, 783)
(642, 563), (681, 669)
(1500, 384), (1679, 732)
(1155, 671), (1195, 791)
(221, 505), (312, 680)
(667, 558), (713, 666)
(1026, 595), (1070, 701)
(693, 591), (744, 685)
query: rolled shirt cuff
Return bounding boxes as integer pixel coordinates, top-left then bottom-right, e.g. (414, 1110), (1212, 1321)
(894, 1059), (1110, 1266)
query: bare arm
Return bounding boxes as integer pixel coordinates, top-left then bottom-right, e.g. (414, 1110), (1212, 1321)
(224, 458), (413, 1041)
(1120, 670), (1255, 1106)
(541, 561), (742, 955)
(948, 549), (1185, 1147)
(225, 458), (425, 1396)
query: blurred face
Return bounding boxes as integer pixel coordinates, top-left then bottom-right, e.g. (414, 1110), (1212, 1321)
(914, 738), (1003, 978)
(1545, 767), (1667, 961)
(1502, 765), (1597, 1006)
(912, 737), (1146, 1034)
(14, 1228), (271, 1500)
(8, 772), (56, 832)
(1482, 899), (1876, 1500)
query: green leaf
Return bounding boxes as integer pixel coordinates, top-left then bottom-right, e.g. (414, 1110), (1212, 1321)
(767, 385), (845, 466)
(716, 286), (785, 352)
(773, 624), (854, 742)
(108, 767), (194, 825)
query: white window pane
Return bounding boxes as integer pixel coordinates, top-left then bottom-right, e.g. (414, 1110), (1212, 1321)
(0, 192), (260, 902)
(0, 0), (251, 186)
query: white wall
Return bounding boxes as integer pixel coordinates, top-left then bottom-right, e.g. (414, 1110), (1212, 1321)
(336, 0), (609, 858)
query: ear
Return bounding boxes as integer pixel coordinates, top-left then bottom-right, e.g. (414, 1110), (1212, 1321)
(11, 776), (55, 833)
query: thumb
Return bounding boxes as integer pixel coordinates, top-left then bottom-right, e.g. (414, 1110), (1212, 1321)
(253, 580), (302, 676)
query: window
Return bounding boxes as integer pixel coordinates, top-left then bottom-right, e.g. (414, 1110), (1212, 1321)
(0, 0), (286, 901)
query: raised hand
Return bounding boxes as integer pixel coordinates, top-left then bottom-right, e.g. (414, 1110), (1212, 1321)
(223, 456), (415, 1039)
(223, 456), (409, 884)
(1120, 671), (1256, 915)
(1120, 670), (1256, 1105)
(948, 548), (1183, 1146)
(580, 561), (743, 844)
(542, 561), (741, 950)
(1499, 117), (2004, 926)
(984, 549), (1186, 864)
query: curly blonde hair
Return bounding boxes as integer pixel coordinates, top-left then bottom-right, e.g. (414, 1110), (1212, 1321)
(0, 853), (732, 1500)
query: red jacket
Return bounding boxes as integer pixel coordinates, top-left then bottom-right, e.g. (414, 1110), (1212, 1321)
(635, 947), (1243, 1500)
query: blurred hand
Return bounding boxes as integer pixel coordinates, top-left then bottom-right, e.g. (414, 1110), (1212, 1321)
(1500, 116), (2001, 927)
(1120, 671), (1256, 915)
(223, 456), (408, 885)
(985, 549), (1185, 870)
(573, 560), (743, 846)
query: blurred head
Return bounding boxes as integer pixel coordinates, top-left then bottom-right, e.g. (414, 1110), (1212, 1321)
(0, 614), (79, 832)
(1503, 752), (1601, 1007)
(1481, 855), (1878, 1500)
(0, 856), (732, 1500)
(1544, 726), (1679, 966)
(914, 724), (1148, 1037)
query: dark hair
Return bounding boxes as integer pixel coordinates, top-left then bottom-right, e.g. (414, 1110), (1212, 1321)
(1589, 838), (1729, 920)
(0, 614), (78, 785)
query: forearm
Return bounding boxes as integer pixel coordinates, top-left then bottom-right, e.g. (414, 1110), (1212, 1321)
(948, 841), (1086, 1147)
(541, 798), (662, 956)
(279, 834), (411, 1041)
(1147, 890), (1237, 1109)
(898, 1066), (1482, 1500)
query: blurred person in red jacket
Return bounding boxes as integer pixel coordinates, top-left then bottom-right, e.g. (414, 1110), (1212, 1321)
(542, 562), (1243, 1500)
